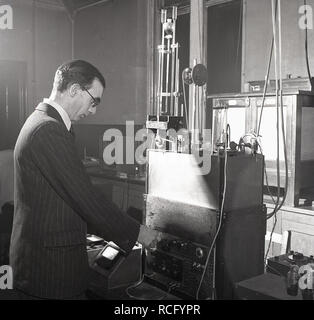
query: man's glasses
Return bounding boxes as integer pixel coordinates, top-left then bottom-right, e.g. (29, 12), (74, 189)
(82, 87), (100, 107)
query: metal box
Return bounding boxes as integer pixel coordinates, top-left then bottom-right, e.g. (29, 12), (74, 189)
(144, 150), (266, 299)
(209, 90), (314, 207)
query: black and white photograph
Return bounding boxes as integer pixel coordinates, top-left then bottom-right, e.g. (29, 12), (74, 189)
(0, 0), (314, 308)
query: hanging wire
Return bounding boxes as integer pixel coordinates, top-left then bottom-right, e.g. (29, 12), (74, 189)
(196, 116), (229, 300)
(304, 0), (313, 85)
(264, 0), (290, 264)
(276, 0), (288, 214)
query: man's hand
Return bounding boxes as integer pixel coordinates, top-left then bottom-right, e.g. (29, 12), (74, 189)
(137, 224), (162, 249)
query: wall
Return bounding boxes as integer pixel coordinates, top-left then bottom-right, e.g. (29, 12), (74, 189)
(243, 0), (314, 86)
(0, 1), (72, 115)
(74, 0), (148, 125)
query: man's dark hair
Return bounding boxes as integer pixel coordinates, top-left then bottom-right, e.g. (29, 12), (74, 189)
(56, 60), (106, 92)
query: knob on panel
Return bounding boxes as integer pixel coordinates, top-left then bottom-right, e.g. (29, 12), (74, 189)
(196, 247), (204, 259)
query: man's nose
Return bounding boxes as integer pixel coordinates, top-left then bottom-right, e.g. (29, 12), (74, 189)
(88, 106), (96, 115)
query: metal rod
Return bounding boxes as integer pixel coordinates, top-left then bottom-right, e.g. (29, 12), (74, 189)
(191, 59), (197, 143)
(175, 57), (179, 116)
(199, 89), (201, 136)
(170, 14), (177, 116)
(202, 86), (206, 135)
(156, 48), (163, 116)
(191, 88), (195, 135)
(278, 0), (282, 91)
(165, 37), (170, 114)
(32, 0), (37, 106)
(196, 84), (200, 141)
(172, 6), (177, 20)
(171, 7), (177, 115)
(160, 23), (165, 114)
(158, 10), (167, 115)
(170, 43), (175, 115)
(161, 8), (167, 24)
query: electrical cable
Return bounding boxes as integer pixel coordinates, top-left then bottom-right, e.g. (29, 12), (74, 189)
(256, 0), (288, 224)
(195, 134), (228, 300)
(263, 0), (281, 263)
(257, 40), (274, 136)
(264, 0), (289, 263)
(125, 273), (146, 300)
(264, 209), (278, 268)
(304, 0), (313, 86)
(257, 0), (278, 137)
(264, 0), (308, 221)
(275, 0), (288, 214)
(125, 272), (168, 300)
(267, 0), (289, 219)
(256, 141), (281, 266)
(256, 0), (288, 217)
(271, 0), (281, 216)
(258, 142), (277, 205)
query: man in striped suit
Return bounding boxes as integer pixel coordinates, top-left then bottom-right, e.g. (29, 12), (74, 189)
(10, 60), (157, 300)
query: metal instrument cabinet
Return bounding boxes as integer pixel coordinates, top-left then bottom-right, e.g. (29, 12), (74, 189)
(144, 150), (266, 299)
(209, 90), (314, 207)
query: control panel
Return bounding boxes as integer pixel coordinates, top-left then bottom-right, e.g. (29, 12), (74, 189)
(145, 233), (214, 299)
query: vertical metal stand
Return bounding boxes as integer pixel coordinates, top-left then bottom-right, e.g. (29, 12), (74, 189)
(156, 7), (179, 117)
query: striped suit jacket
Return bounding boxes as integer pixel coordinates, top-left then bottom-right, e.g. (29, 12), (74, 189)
(9, 103), (140, 299)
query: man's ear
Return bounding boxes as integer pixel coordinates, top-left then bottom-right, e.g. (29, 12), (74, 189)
(69, 83), (81, 97)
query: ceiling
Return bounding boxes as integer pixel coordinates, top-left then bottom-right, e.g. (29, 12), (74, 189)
(19, 0), (111, 15)
(59, 0), (111, 15)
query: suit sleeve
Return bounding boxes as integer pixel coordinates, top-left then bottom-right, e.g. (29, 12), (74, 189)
(30, 122), (140, 253)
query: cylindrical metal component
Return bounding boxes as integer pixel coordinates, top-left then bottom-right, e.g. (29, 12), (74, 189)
(156, 7), (180, 116)
(175, 57), (180, 116)
(161, 9), (167, 24)
(159, 23), (166, 115)
(156, 48), (163, 116)
(165, 37), (171, 114)
(170, 14), (177, 116)
(191, 84), (196, 136)
(172, 6), (177, 21)
(170, 44), (175, 115)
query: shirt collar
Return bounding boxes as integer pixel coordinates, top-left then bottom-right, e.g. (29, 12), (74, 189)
(43, 98), (72, 131)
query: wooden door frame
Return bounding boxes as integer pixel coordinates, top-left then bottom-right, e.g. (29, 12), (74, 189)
(0, 60), (27, 149)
